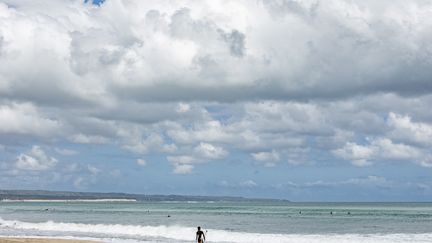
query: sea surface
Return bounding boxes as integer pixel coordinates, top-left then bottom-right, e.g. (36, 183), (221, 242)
(1, 201), (432, 242)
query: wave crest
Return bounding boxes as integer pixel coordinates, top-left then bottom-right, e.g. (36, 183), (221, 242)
(1, 218), (432, 243)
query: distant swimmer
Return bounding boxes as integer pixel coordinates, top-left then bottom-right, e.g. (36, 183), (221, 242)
(347, 212), (351, 215)
(299, 211), (302, 214)
(196, 226), (206, 243)
(330, 211), (333, 215)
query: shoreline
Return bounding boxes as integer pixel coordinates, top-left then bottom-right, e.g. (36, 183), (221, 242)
(0, 237), (101, 243)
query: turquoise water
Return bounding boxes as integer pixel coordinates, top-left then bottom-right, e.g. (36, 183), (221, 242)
(1, 201), (432, 242)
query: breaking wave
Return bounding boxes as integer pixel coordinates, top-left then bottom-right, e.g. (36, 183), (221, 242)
(1, 218), (432, 243)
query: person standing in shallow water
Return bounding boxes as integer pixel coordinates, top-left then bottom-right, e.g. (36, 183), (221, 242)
(196, 226), (206, 243)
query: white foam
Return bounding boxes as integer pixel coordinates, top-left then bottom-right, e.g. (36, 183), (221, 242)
(1, 218), (431, 243)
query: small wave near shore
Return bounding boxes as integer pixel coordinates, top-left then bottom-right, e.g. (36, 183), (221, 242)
(1, 218), (432, 243)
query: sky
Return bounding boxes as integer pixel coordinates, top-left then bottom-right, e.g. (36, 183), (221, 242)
(0, 0), (431, 202)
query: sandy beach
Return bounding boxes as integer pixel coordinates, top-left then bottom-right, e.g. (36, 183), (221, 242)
(0, 238), (100, 243)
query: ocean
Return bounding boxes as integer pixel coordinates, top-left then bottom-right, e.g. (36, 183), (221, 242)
(1, 201), (432, 243)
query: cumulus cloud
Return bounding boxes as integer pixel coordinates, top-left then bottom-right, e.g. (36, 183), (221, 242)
(172, 164), (194, 174)
(176, 103), (191, 113)
(251, 150), (280, 167)
(0, 0), (431, 190)
(165, 142), (227, 173)
(0, 103), (61, 137)
(333, 138), (427, 167)
(332, 142), (374, 167)
(387, 112), (432, 147)
(194, 142), (228, 160)
(123, 133), (166, 154)
(167, 120), (233, 145)
(15, 145), (58, 171)
(0, 0), (431, 104)
(166, 155), (198, 174)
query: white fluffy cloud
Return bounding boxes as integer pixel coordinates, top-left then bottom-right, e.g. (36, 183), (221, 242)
(387, 112), (432, 147)
(172, 164), (194, 175)
(333, 111), (432, 167)
(165, 142), (227, 174)
(194, 142), (228, 160)
(0, 0), (431, 181)
(166, 155), (199, 174)
(1, 0), (431, 103)
(333, 138), (427, 167)
(15, 145), (58, 171)
(0, 103), (61, 137)
(251, 150), (280, 167)
(332, 142), (374, 167)
(123, 133), (177, 154)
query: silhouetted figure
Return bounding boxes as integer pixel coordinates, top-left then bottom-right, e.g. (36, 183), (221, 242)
(196, 226), (206, 243)
(330, 211), (333, 215)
